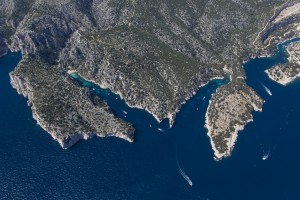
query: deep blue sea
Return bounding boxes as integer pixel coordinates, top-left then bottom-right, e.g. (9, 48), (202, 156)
(0, 39), (300, 200)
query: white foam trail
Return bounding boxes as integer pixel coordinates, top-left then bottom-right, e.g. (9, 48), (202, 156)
(259, 82), (272, 96)
(178, 164), (193, 186)
(262, 149), (270, 160)
(158, 128), (164, 132)
(175, 135), (192, 186)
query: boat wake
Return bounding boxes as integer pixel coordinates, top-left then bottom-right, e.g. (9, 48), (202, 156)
(158, 128), (165, 132)
(262, 149), (270, 161)
(177, 162), (193, 186)
(259, 82), (272, 96)
(175, 139), (193, 186)
(175, 132), (193, 186)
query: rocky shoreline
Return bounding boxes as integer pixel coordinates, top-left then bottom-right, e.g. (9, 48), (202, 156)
(71, 69), (224, 128)
(265, 41), (300, 85)
(205, 80), (263, 160)
(265, 65), (300, 85)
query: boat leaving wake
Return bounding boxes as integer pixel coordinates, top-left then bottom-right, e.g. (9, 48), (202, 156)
(262, 149), (270, 160)
(177, 162), (193, 186)
(175, 134), (193, 186)
(158, 128), (165, 132)
(259, 82), (272, 96)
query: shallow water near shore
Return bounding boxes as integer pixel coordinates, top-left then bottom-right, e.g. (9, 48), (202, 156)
(0, 37), (300, 200)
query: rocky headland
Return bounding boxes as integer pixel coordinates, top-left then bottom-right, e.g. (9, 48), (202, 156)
(205, 78), (264, 160)
(9, 59), (135, 148)
(266, 42), (300, 85)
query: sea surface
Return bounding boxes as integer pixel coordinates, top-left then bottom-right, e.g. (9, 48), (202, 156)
(0, 39), (300, 200)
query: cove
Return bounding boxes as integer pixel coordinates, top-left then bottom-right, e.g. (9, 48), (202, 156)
(69, 72), (227, 137)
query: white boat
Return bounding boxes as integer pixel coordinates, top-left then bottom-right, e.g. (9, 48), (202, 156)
(178, 164), (193, 186)
(259, 82), (272, 96)
(158, 128), (164, 132)
(262, 150), (270, 160)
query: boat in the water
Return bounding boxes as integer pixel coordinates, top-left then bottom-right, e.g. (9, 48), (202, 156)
(259, 82), (272, 96)
(158, 128), (164, 132)
(262, 150), (270, 160)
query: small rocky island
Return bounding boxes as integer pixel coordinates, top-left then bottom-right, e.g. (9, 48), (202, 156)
(1, 0), (300, 159)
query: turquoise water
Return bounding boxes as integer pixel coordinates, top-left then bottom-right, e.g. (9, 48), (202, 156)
(0, 38), (300, 200)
